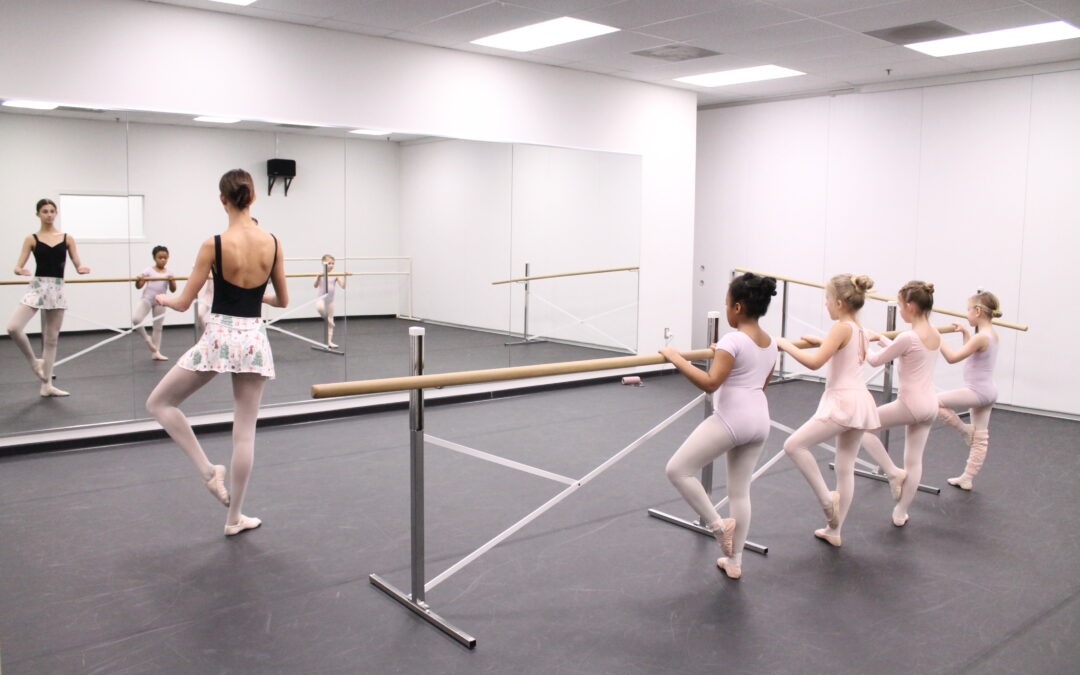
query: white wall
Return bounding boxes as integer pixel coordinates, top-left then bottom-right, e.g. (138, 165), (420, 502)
(0, 0), (698, 354)
(695, 69), (1080, 415)
(0, 114), (401, 333)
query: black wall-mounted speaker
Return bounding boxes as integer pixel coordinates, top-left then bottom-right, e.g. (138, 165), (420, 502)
(267, 158), (296, 178)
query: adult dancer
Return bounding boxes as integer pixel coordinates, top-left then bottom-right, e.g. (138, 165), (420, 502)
(314, 254), (345, 348)
(936, 290), (1001, 490)
(777, 274), (880, 547)
(661, 272), (777, 579)
(147, 169), (288, 536)
(857, 281), (940, 527)
(7, 198), (90, 396)
(133, 245), (176, 360)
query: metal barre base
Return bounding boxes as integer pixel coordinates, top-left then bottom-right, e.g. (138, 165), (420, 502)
(504, 337), (549, 347)
(369, 574), (476, 649)
(830, 463), (941, 495)
(309, 345), (345, 356)
(647, 508), (768, 555)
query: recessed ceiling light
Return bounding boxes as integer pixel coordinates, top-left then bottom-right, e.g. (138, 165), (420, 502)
(2, 99), (59, 110)
(349, 129), (391, 136)
(905, 20), (1080, 57)
(194, 116), (241, 124)
(471, 17), (619, 52)
(675, 65), (805, 88)
(208, 0), (257, 6)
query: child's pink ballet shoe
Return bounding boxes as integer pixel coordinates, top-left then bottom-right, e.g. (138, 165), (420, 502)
(824, 491), (841, 529)
(224, 515), (261, 536)
(205, 465), (230, 506)
(814, 528), (842, 547)
(710, 518), (736, 558)
(947, 474), (973, 491)
(716, 557), (742, 580)
(889, 469), (907, 501)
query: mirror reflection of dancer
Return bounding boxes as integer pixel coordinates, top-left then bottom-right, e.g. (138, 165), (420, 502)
(777, 275), (880, 548)
(314, 254), (345, 348)
(7, 198), (91, 397)
(857, 281), (940, 528)
(660, 273), (777, 580)
(133, 245), (176, 361)
(936, 290), (1001, 491)
(146, 169), (288, 537)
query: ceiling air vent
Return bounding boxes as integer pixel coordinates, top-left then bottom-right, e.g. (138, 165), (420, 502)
(632, 44), (721, 62)
(865, 21), (966, 45)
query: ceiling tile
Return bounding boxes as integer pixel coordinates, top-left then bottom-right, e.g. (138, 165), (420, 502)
(825, 55), (975, 84)
(940, 5), (1062, 32)
(503, 0), (620, 13)
(330, 0), (491, 32)
(765, 0), (910, 17)
(530, 31), (676, 69)
(821, 0), (1020, 33)
(573, 0), (737, 30)
(642, 3), (813, 42)
(402, 3), (552, 44)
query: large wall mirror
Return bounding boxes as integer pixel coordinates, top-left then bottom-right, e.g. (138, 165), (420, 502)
(0, 106), (641, 440)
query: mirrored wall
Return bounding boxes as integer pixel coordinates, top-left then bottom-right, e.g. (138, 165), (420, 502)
(0, 107), (641, 438)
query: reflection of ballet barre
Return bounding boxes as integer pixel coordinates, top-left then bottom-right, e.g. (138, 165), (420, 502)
(0, 272), (354, 285)
(491, 265), (639, 285)
(733, 267), (1029, 332)
(285, 256), (411, 262)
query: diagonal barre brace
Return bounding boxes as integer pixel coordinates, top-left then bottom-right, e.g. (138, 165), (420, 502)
(526, 289), (638, 353)
(53, 312), (161, 368)
(425, 435), (577, 486)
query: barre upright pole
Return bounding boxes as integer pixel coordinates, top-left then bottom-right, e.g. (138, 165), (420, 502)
(368, 327), (475, 648)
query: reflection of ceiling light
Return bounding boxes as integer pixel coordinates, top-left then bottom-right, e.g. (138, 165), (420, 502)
(472, 17), (619, 52)
(675, 65), (804, 87)
(2, 99), (59, 110)
(208, 0), (257, 6)
(905, 21), (1080, 56)
(349, 129), (390, 136)
(194, 116), (241, 124)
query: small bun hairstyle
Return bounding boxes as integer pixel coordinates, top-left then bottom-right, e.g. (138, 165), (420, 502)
(152, 245), (169, 257)
(219, 169), (255, 210)
(972, 289), (1003, 318)
(829, 273), (874, 311)
(36, 198), (57, 213)
(728, 272), (778, 318)
(899, 280), (934, 314)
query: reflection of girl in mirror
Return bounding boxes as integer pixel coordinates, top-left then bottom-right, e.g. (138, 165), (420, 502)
(7, 198), (91, 397)
(146, 169), (288, 537)
(314, 254), (344, 348)
(133, 245), (176, 360)
(659, 272), (777, 580)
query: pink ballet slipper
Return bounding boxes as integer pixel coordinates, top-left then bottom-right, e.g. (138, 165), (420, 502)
(205, 465), (230, 507)
(814, 528), (841, 547)
(40, 383), (69, 397)
(888, 469), (907, 501)
(32, 359), (47, 383)
(709, 518), (736, 558)
(947, 474), (973, 491)
(716, 557), (742, 580)
(824, 491), (841, 529)
(892, 509), (909, 527)
(224, 514), (261, 536)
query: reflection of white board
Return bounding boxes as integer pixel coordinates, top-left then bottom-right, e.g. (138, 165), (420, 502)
(59, 194), (144, 240)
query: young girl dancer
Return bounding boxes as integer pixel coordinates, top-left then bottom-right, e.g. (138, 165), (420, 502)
(7, 198), (91, 397)
(132, 245), (176, 360)
(936, 290), (1001, 490)
(147, 169), (288, 536)
(857, 281), (940, 527)
(661, 272), (777, 579)
(313, 254), (345, 348)
(777, 274), (879, 547)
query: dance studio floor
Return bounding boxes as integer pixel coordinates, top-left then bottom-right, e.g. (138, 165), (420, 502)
(1, 376), (1077, 674)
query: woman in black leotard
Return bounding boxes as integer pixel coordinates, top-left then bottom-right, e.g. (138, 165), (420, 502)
(146, 169), (288, 536)
(7, 198), (90, 397)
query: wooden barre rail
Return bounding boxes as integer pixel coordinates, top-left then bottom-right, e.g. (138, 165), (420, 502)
(491, 266), (639, 285)
(0, 272), (353, 286)
(733, 267), (1029, 332)
(310, 324), (957, 398)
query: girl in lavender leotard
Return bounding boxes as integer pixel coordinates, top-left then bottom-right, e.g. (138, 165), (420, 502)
(935, 290), (1002, 491)
(778, 274), (880, 548)
(858, 281), (941, 528)
(660, 272), (778, 580)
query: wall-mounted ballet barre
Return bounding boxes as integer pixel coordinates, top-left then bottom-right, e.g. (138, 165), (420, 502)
(491, 265), (640, 285)
(733, 267), (1029, 332)
(0, 272), (352, 285)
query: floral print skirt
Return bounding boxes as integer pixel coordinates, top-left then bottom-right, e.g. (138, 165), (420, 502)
(20, 276), (67, 310)
(178, 313), (274, 379)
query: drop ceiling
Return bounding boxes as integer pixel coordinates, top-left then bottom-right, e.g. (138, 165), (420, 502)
(143, 0), (1080, 107)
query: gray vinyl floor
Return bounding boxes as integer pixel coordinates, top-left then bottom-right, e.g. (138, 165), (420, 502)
(0, 317), (623, 436)
(1, 376), (1078, 674)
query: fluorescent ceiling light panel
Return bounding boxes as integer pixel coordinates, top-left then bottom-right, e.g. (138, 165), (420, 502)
(471, 17), (618, 52)
(2, 99), (59, 110)
(194, 116), (241, 124)
(905, 21), (1080, 57)
(208, 0), (257, 6)
(675, 65), (804, 87)
(349, 129), (390, 136)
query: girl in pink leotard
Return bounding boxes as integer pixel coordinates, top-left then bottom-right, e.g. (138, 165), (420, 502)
(858, 281), (940, 527)
(936, 290), (1001, 491)
(660, 272), (778, 580)
(777, 274), (880, 548)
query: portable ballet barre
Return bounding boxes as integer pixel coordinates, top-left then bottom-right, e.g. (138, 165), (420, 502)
(493, 263), (640, 348)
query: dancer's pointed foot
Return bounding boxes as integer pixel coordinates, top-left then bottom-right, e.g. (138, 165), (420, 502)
(892, 507), (909, 527)
(814, 528), (842, 547)
(824, 491), (841, 529)
(716, 557), (742, 579)
(31, 359), (47, 382)
(151, 351), (169, 361)
(205, 465), (230, 506)
(947, 473), (973, 491)
(224, 515), (261, 536)
(709, 518), (736, 558)
(888, 468), (907, 501)
(40, 383), (69, 397)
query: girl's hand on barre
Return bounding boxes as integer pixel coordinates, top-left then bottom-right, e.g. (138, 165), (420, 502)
(950, 322), (970, 337)
(865, 329), (882, 342)
(658, 346), (680, 362)
(776, 337), (794, 352)
(14, 267), (30, 276)
(156, 293), (178, 309)
(76, 265), (90, 275)
(800, 335), (822, 347)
